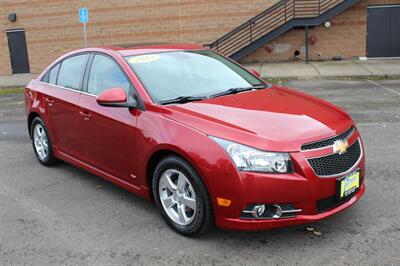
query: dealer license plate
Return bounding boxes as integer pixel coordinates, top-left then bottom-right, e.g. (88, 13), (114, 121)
(338, 170), (360, 199)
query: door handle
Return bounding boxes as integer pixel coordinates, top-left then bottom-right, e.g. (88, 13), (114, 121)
(45, 97), (54, 106)
(79, 110), (92, 120)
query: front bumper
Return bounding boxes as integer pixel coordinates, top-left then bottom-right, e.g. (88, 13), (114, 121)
(206, 127), (366, 231)
(216, 183), (365, 230)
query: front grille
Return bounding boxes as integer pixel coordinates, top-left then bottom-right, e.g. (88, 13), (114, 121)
(301, 127), (355, 150)
(307, 139), (362, 177)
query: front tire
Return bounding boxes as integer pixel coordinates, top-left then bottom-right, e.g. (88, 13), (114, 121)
(152, 156), (213, 237)
(31, 117), (57, 166)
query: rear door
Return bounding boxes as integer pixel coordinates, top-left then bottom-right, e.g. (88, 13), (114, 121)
(43, 54), (89, 160)
(78, 53), (139, 183)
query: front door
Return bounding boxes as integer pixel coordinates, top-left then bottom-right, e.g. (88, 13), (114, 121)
(367, 5), (400, 57)
(6, 29), (30, 74)
(78, 54), (139, 183)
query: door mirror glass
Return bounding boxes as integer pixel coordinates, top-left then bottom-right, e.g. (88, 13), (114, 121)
(97, 87), (129, 107)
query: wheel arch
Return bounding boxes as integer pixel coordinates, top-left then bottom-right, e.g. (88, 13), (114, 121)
(146, 148), (193, 200)
(27, 112), (41, 138)
(145, 146), (216, 233)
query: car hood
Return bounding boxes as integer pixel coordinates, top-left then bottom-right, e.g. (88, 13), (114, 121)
(161, 86), (353, 152)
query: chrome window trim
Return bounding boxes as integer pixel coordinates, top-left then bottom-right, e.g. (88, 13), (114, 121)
(306, 138), (363, 178)
(41, 81), (97, 98)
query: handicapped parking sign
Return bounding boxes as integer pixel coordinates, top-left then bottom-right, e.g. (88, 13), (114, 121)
(79, 8), (89, 23)
(79, 8), (89, 47)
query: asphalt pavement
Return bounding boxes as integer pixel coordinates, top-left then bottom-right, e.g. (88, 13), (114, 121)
(0, 79), (399, 265)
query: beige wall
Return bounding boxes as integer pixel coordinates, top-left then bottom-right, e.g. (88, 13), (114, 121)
(0, 0), (276, 75)
(240, 0), (400, 63)
(0, 3), (8, 75)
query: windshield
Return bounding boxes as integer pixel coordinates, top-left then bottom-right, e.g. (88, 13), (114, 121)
(125, 50), (265, 103)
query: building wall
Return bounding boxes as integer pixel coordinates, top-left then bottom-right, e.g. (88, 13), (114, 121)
(0, 3), (8, 75)
(1, 0), (398, 75)
(0, 0), (276, 75)
(240, 0), (400, 63)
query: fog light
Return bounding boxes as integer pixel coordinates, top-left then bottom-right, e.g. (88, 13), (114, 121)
(241, 203), (302, 220)
(271, 205), (283, 218)
(253, 204), (266, 218)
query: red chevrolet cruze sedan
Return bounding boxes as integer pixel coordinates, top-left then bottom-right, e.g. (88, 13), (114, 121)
(25, 44), (365, 236)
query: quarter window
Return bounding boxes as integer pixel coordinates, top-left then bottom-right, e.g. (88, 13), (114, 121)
(57, 54), (89, 90)
(49, 63), (60, 85)
(88, 55), (130, 96)
(41, 72), (49, 83)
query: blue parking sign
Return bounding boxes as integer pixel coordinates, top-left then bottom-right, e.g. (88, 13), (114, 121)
(79, 8), (89, 23)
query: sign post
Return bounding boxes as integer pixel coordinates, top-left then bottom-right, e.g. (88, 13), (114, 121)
(79, 8), (89, 47)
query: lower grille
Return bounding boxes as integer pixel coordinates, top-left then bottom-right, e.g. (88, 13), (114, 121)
(316, 176), (363, 213)
(308, 139), (362, 177)
(316, 195), (343, 213)
(317, 192), (354, 213)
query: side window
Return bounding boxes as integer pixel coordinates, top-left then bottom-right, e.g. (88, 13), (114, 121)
(49, 63), (60, 85)
(88, 54), (130, 96)
(57, 54), (89, 90)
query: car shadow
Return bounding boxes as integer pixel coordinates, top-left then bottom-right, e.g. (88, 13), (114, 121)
(54, 160), (366, 246)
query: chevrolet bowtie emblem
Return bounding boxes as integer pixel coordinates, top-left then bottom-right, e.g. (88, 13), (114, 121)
(333, 139), (349, 155)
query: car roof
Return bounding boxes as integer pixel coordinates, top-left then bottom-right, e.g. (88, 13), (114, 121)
(100, 43), (206, 56)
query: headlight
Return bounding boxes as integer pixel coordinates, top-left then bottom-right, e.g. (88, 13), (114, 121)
(210, 136), (293, 173)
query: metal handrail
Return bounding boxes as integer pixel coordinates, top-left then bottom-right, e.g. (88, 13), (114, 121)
(206, 0), (344, 56)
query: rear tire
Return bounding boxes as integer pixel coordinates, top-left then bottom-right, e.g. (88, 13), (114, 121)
(152, 156), (214, 237)
(31, 117), (57, 166)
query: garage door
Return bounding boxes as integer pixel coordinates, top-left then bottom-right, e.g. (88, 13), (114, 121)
(367, 5), (400, 58)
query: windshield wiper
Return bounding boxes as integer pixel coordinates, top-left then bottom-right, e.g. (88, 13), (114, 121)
(209, 85), (267, 99)
(159, 95), (207, 105)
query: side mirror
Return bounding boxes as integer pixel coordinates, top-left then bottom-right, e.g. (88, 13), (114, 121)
(96, 87), (137, 108)
(248, 69), (261, 78)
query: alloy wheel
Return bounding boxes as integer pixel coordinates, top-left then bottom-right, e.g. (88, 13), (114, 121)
(33, 123), (49, 161)
(158, 169), (197, 226)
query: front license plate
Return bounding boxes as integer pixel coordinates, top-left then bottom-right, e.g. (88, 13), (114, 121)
(338, 170), (360, 199)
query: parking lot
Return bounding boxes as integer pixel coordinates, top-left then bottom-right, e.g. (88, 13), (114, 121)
(0, 79), (399, 265)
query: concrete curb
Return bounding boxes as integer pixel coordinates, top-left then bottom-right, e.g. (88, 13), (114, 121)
(0, 73), (37, 88)
(248, 58), (400, 81)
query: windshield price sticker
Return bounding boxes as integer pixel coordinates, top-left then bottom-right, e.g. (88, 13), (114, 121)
(129, 54), (160, 64)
